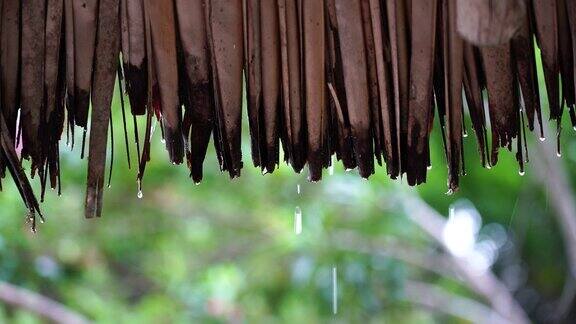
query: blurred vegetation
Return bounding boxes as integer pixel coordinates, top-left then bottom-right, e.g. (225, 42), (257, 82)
(0, 54), (574, 323)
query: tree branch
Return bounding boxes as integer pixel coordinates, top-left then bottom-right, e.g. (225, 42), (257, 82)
(0, 281), (90, 324)
(530, 134), (576, 319)
(400, 193), (530, 324)
(403, 280), (509, 323)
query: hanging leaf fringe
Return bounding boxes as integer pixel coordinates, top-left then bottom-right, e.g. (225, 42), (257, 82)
(0, 0), (572, 225)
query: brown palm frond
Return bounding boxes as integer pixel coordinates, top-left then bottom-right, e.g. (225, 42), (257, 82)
(511, 2), (542, 137)
(85, 0), (120, 218)
(440, 0), (466, 192)
(174, 0), (214, 183)
(260, 0), (282, 173)
(456, 0), (525, 46)
(206, 0), (244, 178)
(406, 0), (438, 185)
(4, 2), (576, 224)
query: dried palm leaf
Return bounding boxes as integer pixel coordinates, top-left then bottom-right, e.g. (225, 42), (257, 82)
(72, 0), (98, 128)
(480, 44), (520, 166)
(567, 0), (576, 128)
(462, 43), (488, 167)
(325, 0), (356, 171)
(147, 0), (184, 165)
(206, 0), (244, 177)
(303, 0), (329, 181)
(367, 0), (397, 177)
(0, 0), (21, 140)
(20, 0), (46, 172)
(278, 0), (306, 172)
(244, 0), (264, 168)
(174, 0), (215, 183)
(360, 0), (382, 167)
(85, 0), (120, 218)
(124, 0), (148, 115)
(456, 0), (525, 46)
(386, 0), (409, 177)
(557, 0), (575, 133)
(440, 0), (465, 192)
(44, 0), (65, 195)
(5, 1), (576, 222)
(511, 2), (542, 137)
(406, 0), (438, 185)
(260, 0), (282, 173)
(334, 0), (374, 178)
(0, 114), (43, 231)
(532, 0), (560, 124)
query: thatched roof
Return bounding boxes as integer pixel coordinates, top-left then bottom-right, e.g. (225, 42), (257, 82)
(0, 0), (571, 228)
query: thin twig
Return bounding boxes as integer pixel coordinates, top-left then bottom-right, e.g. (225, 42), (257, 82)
(0, 281), (90, 324)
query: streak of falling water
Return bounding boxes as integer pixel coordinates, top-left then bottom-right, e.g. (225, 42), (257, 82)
(297, 184), (301, 195)
(328, 155), (335, 176)
(294, 206), (302, 235)
(137, 179), (143, 199)
(332, 266), (338, 315)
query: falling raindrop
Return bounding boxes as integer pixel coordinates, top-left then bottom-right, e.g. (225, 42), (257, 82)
(463, 131), (468, 138)
(446, 188), (454, 196)
(294, 206), (302, 235)
(519, 170), (525, 176)
(557, 152), (562, 157)
(486, 164), (492, 170)
(573, 126), (576, 131)
(427, 165), (433, 170)
(332, 266), (338, 315)
(539, 137), (546, 142)
(137, 179), (143, 199)
(297, 184), (301, 195)
(160, 138), (166, 144)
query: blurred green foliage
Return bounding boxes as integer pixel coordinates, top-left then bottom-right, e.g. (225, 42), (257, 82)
(0, 54), (574, 322)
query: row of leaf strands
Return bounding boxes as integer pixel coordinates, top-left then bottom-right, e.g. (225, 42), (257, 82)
(0, 0), (572, 230)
